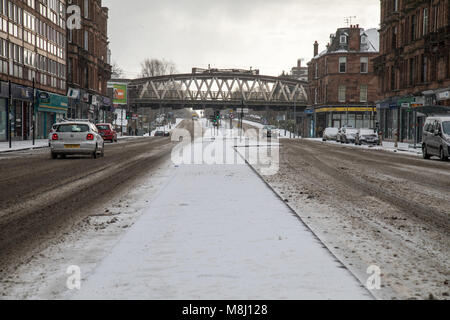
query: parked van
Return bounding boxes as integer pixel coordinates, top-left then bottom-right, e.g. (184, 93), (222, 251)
(422, 116), (450, 161)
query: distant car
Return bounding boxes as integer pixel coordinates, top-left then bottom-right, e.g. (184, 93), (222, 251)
(262, 125), (279, 138)
(96, 123), (117, 143)
(50, 121), (104, 159)
(154, 131), (170, 137)
(322, 127), (339, 141)
(422, 116), (450, 161)
(355, 128), (380, 145)
(339, 128), (358, 144)
(336, 126), (353, 143)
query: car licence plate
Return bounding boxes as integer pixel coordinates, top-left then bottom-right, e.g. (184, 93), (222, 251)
(64, 144), (80, 149)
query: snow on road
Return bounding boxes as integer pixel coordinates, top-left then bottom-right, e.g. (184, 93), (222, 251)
(2, 119), (373, 300)
(66, 121), (371, 300)
(70, 164), (371, 300)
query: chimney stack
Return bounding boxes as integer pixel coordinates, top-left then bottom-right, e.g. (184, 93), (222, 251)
(348, 24), (361, 51)
(297, 59), (302, 68)
(314, 41), (319, 57)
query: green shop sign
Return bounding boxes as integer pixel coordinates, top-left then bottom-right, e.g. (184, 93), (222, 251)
(37, 91), (69, 114)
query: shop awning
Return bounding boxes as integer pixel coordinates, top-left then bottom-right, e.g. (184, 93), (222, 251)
(410, 105), (450, 116)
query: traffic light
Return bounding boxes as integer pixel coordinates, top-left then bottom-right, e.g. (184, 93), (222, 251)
(126, 112), (131, 120)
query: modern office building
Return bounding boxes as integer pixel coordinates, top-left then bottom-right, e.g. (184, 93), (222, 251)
(0, 0), (68, 141)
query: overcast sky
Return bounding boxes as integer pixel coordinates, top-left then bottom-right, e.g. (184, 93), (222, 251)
(102, 0), (380, 78)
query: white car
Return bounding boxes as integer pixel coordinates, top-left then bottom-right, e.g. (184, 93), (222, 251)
(322, 127), (339, 141)
(50, 121), (105, 159)
(262, 125), (279, 138)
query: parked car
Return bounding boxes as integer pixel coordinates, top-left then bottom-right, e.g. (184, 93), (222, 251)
(50, 121), (104, 159)
(96, 123), (118, 143)
(337, 127), (357, 144)
(154, 131), (170, 137)
(322, 127), (339, 141)
(422, 116), (450, 161)
(262, 125), (279, 138)
(355, 128), (380, 145)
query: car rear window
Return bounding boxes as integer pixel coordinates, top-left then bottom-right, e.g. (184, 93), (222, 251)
(57, 124), (90, 133)
(97, 125), (110, 130)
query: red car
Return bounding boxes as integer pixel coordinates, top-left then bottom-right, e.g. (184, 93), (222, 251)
(96, 123), (118, 143)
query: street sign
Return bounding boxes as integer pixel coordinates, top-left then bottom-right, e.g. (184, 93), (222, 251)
(229, 114), (235, 119)
(236, 108), (249, 114)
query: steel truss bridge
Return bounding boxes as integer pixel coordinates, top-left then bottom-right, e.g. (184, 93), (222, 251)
(128, 72), (308, 111)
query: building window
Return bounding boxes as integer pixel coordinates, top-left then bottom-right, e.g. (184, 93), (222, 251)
(84, 30), (88, 50)
(391, 67), (396, 90)
(339, 57), (347, 73)
(315, 62), (318, 79)
(423, 8), (429, 35)
(421, 55), (427, 83)
(84, 0), (89, 19)
(411, 15), (416, 41)
(360, 85), (368, 102)
(340, 35), (347, 44)
(409, 58), (415, 85)
(394, 0), (398, 12)
(392, 26), (397, 49)
(338, 85), (346, 102)
(360, 57), (368, 73)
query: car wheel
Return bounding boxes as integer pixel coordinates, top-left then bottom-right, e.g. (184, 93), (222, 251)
(51, 152), (57, 159)
(423, 145), (430, 160)
(439, 147), (448, 161)
(92, 145), (98, 159)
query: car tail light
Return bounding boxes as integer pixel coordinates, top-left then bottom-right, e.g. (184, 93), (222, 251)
(87, 133), (94, 140)
(52, 133), (59, 141)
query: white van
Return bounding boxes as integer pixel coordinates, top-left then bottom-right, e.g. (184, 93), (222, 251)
(422, 116), (450, 161)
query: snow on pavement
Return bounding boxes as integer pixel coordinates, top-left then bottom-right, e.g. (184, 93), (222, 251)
(0, 139), (48, 153)
(68, 132), (371, 299)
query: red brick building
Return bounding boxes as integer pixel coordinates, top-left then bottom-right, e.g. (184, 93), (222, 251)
(67, 0), (111, 122)
(306, 25), (380, 137)
(374, 0), (450, 143)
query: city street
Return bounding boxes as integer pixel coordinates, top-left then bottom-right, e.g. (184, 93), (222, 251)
(0, 120), (193, 280)
(258, 138), (450, 300)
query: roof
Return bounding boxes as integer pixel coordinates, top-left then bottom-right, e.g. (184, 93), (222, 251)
(312, 27), (379, 60)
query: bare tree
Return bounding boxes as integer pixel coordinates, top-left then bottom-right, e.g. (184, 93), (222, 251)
(140, 58), (177, 78)
(111, 62), (124, 79)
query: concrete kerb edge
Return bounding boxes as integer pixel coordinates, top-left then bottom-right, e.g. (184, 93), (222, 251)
(233, 145), (378, 301)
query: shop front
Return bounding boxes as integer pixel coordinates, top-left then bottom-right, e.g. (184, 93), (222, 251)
(37, 91), (69, 139)
(10, 84), (34, 141)
(0, 82), (8, 142)
(315, 106), (376, 136)
(377, 96), (426, 143)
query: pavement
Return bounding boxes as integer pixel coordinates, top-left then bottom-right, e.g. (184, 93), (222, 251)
(0, 139), (49, 153)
